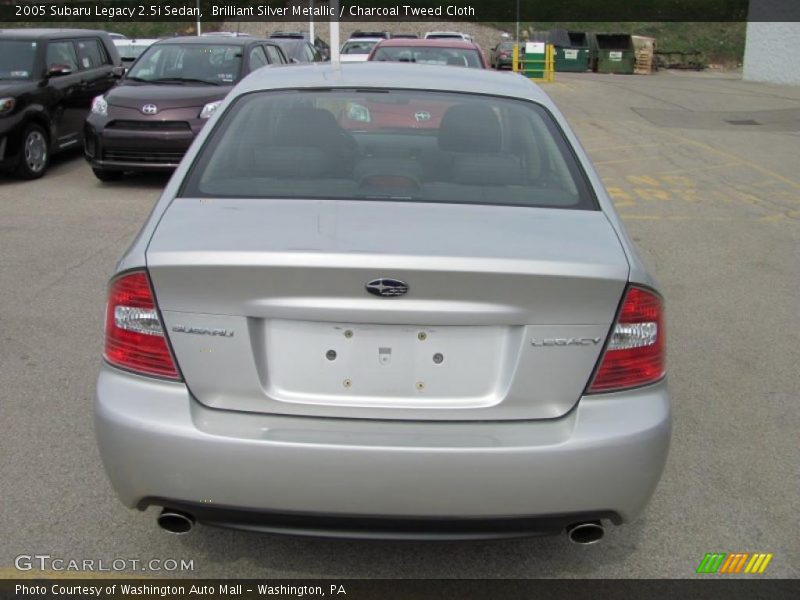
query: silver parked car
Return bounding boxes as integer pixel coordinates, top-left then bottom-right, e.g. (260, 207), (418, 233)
(96, 63), (670, 542)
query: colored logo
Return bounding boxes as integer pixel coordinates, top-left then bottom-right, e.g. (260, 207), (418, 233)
(697, 552), (773, 574)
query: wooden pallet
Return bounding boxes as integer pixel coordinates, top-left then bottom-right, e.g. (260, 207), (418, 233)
(635, 49), (654, 74)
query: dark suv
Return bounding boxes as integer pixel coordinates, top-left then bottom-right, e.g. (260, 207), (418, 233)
(84, 36), (287, 181)
(0, 29), (121, 179)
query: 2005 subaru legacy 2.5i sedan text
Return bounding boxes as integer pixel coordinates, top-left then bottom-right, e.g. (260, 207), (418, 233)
(95, 63), (670, 543)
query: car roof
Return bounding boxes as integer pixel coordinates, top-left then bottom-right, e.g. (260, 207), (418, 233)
(152, 36), (264, 46)
(0, 28), (112, 40)
(343, 37), (384, 43)
(237, 62), (547, 104)
(113, 39), (160, 46)
(375, 39), (481, 50)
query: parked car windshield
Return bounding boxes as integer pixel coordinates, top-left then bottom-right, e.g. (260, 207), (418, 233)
(341, 40), (378, 55)
(182, 89), (595, 210)
(127, 43), (242, 84)
(372, 46), (483, 68)
(0, 40), (37, 80)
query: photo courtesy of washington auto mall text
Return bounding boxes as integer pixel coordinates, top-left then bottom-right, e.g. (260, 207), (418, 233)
(1, 0), (799, 598)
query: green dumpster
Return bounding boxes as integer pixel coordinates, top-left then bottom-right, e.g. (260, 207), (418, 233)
(594, 33), (635, 74)
(518, 39), (554, 82)
(553, 30), (590, 72)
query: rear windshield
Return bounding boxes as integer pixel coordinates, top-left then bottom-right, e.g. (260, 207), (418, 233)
(127, 43), (242, 85)
(0, 40), (37, 80)
(180, 89), (596, 210)
(373, 46), (482, 68)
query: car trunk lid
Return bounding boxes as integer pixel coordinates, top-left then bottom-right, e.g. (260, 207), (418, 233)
(147, 198), (629, 420)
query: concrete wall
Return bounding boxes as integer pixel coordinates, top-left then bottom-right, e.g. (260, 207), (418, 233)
(743, 0), (800, 86)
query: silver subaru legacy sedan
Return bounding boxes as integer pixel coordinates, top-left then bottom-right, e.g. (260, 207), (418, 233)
(95, 63), (670, 542)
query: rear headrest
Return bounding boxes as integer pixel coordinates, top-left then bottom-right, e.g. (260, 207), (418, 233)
(255, 146), (338, 178)
(451, 155), (524, 186)
(274, 107), (345, 147)
(438, 104), (502, 153)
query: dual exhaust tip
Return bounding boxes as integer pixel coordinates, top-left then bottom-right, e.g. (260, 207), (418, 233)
(156, 508), (605, 543)
(566, 520), (605, 545)
(157, 508), (195, 535)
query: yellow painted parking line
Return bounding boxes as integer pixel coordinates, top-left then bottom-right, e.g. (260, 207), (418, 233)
(619, 214), (759, 222)
(547, 81), (575, 91)
(593, 156), (665, 166)
(584, 141), (691, 153)
(639, 125), (800, 191)
(652, 162), (742, 177)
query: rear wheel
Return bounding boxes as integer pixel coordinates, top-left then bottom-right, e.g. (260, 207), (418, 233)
(15, 124), (49, 179)
(92, 168), (123, 182)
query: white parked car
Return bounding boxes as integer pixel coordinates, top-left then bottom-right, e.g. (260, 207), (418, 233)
(339, 37), (382, 62)
(424, 31), (474, 42)
(112, 38), (160, 65)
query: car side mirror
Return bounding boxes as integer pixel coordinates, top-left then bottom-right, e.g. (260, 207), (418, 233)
(47, 64), (72, 77)
(112, 66), (126, 78)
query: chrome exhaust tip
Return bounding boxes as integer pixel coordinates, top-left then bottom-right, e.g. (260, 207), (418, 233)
(157, 508), (195, 534)
(566, 521), (604, 545)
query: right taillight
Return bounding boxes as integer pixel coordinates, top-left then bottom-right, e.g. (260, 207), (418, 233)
(588, 285), (665, 393)
(104, 270), (181, 380)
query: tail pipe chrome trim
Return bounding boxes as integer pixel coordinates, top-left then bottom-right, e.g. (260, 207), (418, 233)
(157, 508), (195, 534)
(566, 520), (604, 544)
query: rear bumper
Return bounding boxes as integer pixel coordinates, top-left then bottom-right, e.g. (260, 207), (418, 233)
(95, 365), (670, 537)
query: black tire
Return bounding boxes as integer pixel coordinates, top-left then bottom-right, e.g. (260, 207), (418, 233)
(15, 124), (49, 179)
(92, 168), (123, 182)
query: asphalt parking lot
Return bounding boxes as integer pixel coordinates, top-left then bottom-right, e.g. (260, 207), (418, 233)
(1, 70), (798, 579)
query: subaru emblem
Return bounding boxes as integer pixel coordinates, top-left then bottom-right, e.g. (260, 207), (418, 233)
(141, 104), (158, 115)
(366, 278), (409, 298)
(414, 111), (431, 122)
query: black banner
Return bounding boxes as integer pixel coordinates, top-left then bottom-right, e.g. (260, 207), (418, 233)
(2, 579), (799, 600)
(2, 0), (800, 23)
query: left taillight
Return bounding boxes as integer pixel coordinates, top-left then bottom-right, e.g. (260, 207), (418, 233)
(104, 270), (180, 380)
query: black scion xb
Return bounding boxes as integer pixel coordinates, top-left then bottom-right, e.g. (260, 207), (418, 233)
(0, 29), (122, 179)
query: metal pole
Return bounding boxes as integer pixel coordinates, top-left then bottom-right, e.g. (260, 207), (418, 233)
(330, 0), (340, 65)
(515, 0), (519, 44)
(196, 0), (202, 36)
(309, 0), (315, 42)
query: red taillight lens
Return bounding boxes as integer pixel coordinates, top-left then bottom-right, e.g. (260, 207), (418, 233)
(104, 270), (180, 380)
(588, 286), (665, 393)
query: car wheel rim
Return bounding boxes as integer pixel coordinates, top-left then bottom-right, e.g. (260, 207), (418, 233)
(25, 131), (47, 173)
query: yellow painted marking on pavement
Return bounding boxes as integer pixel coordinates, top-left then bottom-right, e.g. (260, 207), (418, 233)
(584, 141), (691, 153)
(641, 126), (800, 191)
(619, 215), (735, 222)
(594, 156), (664, 166)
